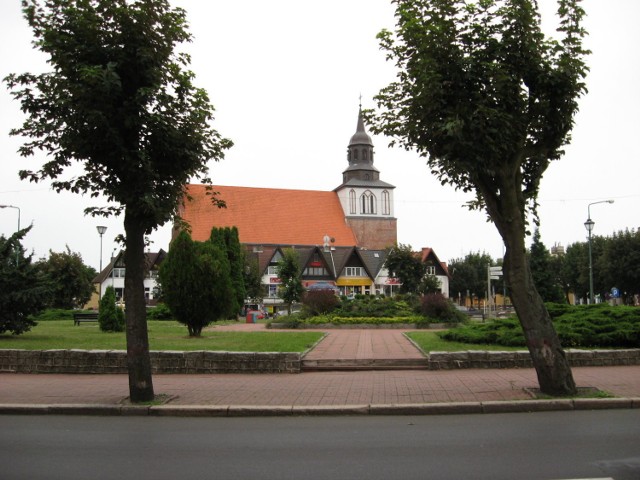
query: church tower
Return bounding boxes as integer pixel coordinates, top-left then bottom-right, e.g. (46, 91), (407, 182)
(335, 106), (397, 250)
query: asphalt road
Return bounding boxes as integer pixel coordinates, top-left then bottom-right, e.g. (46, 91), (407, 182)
(1, 410), (639, 480)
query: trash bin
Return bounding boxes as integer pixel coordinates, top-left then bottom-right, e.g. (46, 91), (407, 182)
(246, 312), (253, 324)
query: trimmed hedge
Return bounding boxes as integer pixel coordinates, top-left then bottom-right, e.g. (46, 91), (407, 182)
(439, 303), (640, 348)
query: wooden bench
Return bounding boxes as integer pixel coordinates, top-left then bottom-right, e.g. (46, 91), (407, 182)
(73, 312), (99, 326)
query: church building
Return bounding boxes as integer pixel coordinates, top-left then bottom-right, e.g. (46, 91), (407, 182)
(180, 106), (397, 250)
(177, 107), (449, 312)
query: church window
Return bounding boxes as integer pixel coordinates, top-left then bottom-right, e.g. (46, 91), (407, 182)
(360, 190), (376, 214)
(382, 190), (390, 215)
(349, 189), (356, 214)
(354, 149), (358, 160)
(363, 149), (368, 161)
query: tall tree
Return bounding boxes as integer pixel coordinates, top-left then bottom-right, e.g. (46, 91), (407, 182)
(448, 252), (496, 304)
(276, 248), (304, 314)
(529, 229), (565, 303)
(37, 247), (96, 309)
(0, 228), (51, 335)
(210, 226), (245, 318)
(384, 243), (426, 294)
(5, 1), (231, 401)
(601, 229), (640, 304)
(369, 0), (588, 395)
(159, 231), (234, 336)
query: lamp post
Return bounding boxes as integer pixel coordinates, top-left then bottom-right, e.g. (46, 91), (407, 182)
(584, 200), (614, 304)
(96, 226), (107, 301)
(96, 226), (107, 272)
(1, 204), (21, 264)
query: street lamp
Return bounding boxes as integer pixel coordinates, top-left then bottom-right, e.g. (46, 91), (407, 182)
(96, 225), (107, 272)
(0, 204), (21, 232)
(1, 204), (21, 264)
(584, 200), (614, 304)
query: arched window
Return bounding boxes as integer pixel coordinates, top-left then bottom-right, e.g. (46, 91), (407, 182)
(354, 149), (359, 160)
(363, 149), (368, 161)
(349, 189), (356, 214)
(382, 190), (390, 215)
(360, 190), (376, 214)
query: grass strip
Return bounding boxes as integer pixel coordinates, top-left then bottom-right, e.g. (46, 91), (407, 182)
(0, 320), (323, 353)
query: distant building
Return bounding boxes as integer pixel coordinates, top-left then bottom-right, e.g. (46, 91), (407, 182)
(89, 250), (166, 308)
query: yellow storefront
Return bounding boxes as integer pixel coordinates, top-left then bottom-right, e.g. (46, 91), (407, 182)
(336, 277), (374, 296)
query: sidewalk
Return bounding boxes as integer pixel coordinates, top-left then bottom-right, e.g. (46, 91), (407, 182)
(1, 325), (639, 416)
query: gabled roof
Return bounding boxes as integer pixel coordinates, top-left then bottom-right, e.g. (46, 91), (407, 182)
(420, 247), (451, 279)
(93, 249), (166, 284)
(181, 184), (358, 247)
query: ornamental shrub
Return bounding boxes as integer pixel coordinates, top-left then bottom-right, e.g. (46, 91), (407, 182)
(421, 293), (466, 323)
(302, 290), (340, 316)
(98, 286), (124, 332)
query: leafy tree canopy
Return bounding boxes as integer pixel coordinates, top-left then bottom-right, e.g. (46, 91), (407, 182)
(0, 227), (51, 335)
(276, 248), (304, 314)
(36, 247), (96, 309)
(5, 0), (232, 401)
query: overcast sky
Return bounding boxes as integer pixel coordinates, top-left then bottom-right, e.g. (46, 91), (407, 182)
(1, 0), (638, 272)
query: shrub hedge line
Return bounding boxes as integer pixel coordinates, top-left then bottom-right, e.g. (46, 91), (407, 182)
(439, 303), (640, 348)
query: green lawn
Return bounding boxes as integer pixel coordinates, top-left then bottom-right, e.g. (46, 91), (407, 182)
(0, 320), (324, 353)
(406, 331), (523, 352)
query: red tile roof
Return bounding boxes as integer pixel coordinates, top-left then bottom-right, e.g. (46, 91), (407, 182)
(181, 184), (358, 246)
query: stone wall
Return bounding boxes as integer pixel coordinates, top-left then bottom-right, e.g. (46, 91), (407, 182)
(0, 348), (638, 374)
(0, 349), (301, 374)
(427, 349), (640, 370)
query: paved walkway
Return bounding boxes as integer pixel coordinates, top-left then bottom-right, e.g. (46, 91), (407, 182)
(1, 324), (639, 415)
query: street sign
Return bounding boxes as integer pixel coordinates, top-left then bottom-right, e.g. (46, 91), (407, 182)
(489, 267), (503, 274)
(489, 275), (501, 280)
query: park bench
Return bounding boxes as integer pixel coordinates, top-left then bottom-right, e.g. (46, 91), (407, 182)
(73, 312), (99, 326)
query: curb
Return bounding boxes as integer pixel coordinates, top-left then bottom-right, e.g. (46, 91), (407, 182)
(1, 398), (639, 417)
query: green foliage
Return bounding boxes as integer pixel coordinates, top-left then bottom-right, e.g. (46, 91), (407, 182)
(439, 304), (640, 348)
(33, 309), (86, 321)
(36, 247), (96, 309)
(146, 303), (174, 321)
(529, 229), (565, 303)
(160, 231), (234, 336)
(0, 228), (50, 335)
(334, 295), (416, 318)
(243, 254), (263, 304)
(210, 227), (245, 317)
(98, 286), (124, 332)
(0, 320), (323, 353)
(448, 252), (498, 303)
(302, 290), (340, 316)
(276, 248), (304, 313)
(384, 244), (426, 294)
(6, 0), (233, 400)
(421, 293), (467, 323)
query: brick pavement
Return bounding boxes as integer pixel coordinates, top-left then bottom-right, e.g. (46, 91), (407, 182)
(1, 367), (640, 407)
(1, 324), (639, 412)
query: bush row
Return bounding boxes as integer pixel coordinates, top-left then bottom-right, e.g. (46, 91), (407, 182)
(439, 303), (640, 348)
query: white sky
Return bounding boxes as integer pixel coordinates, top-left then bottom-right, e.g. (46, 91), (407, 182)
(1, 0), (638, 272)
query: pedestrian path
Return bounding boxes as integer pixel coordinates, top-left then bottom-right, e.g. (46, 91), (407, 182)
(2, 323), (639, 416)
(301, 328), (426, 370)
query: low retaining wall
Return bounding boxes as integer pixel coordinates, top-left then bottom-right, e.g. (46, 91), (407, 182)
(427, 349), (640, 370)
(0, 348), (638, 374)
(0, 350), (301, 374)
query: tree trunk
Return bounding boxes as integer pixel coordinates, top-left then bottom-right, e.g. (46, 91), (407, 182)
(123, 209), (155, 402)
(500, 218), (577, 396)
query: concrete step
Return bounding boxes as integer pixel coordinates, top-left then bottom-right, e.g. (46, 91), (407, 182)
(301, 358), (428, 372)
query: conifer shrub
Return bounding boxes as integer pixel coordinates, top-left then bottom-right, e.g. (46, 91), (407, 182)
(98, 286), (124, 332)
